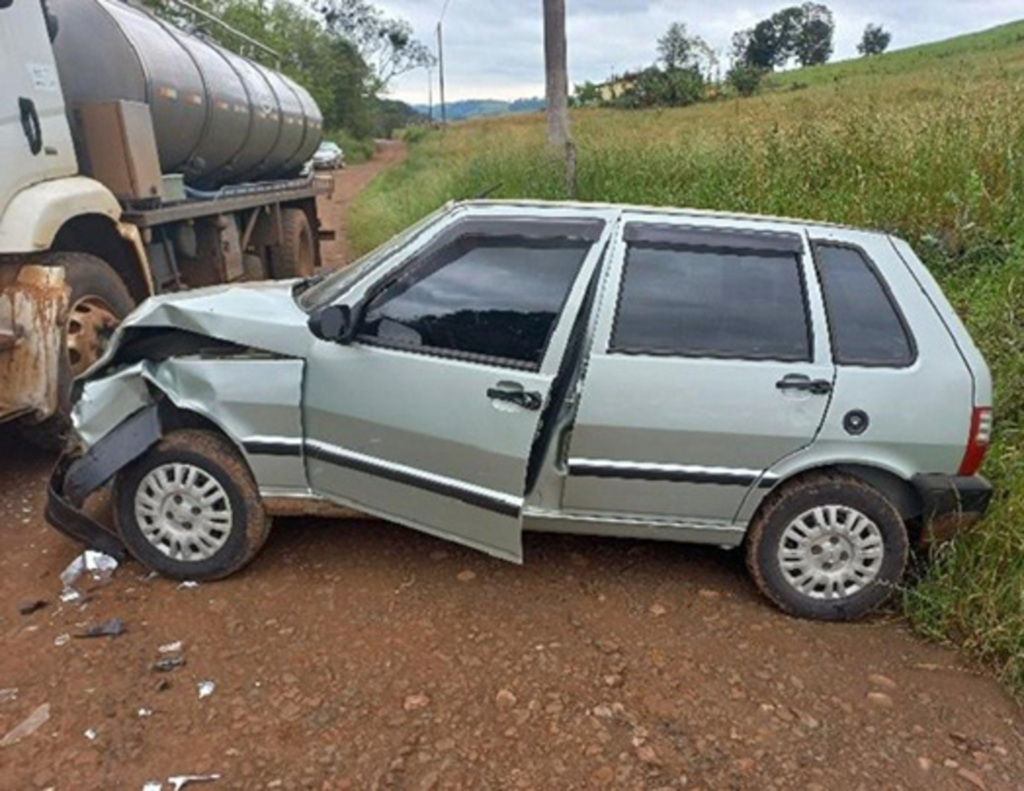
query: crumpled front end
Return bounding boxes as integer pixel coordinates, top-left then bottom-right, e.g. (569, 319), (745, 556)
(0, 264), (67, 424)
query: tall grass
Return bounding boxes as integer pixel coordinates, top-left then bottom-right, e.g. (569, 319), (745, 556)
(349, 32), (1024, 695)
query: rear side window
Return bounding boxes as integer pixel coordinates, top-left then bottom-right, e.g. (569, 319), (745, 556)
(611, 228), (811, 361)
(814, 243), (915, 367)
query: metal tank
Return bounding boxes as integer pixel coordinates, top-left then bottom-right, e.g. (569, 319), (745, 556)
(49, 0), (323, 187)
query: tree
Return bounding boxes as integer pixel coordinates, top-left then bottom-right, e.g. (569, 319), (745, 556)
(657, 22), (694, 70)
(794, 2), (834, 66)
(858, 23), (892, 56)
(317, 0), (434, 92)
(727, 64), (764, 97)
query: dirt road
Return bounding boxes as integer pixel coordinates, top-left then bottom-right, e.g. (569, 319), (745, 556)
(1, 147), (1022, 790)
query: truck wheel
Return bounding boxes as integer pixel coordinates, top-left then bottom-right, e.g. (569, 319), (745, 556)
(745, 473), (909, 621)
(114, 429), (271, 580)
(20, 253), (135, 448)
(271, 208), (315, 279)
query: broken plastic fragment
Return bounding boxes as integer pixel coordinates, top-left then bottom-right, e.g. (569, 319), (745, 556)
(177, 581), (199, 590)
(54, 633), (70, 647)
(75, 618), (126, 639)
(142, 782), (163, 791)
(159, 641), (183, 654)
(197, 681), (215, 699)
(60, 550), (119, 600)
(84, 728), (97, 740)
(138, 707), (153, 718)
(0, 703), (50, 747)
(0, 689), (17, 704)
(168, 775), (221, 790)
(153, 657), (186, 673)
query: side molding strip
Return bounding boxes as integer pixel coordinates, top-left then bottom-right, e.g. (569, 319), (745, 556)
(568, 458), (778, 488)
(243, 436), (522, 518)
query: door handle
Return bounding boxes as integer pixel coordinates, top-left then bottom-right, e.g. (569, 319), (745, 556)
(487, 382), (543, 411)
(19, 97), (43, 156)
(776, 374), (832, 395)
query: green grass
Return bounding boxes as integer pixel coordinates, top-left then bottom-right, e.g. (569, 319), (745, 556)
(326, 129), (376, 165)
(349, 21), (1024, 696)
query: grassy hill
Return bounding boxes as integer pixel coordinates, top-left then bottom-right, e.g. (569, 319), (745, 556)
(354, 21), (1024, 696)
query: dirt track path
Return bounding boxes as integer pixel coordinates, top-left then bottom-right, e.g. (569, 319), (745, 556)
(317, 140), (407, 268)
(0, 144), (1022, 789)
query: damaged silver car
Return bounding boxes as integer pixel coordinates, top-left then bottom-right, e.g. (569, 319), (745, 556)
(47, 200), (994, 620)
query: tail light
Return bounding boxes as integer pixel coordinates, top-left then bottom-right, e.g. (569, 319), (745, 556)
(958, 407), (993, 476)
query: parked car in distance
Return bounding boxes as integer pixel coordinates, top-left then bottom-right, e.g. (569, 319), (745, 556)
(312, 141), (344, 170)
(47, 200), (993, 621)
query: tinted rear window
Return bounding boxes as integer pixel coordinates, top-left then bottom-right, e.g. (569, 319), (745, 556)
(814, 244), (915, 367)
(611, 242), (811, 361)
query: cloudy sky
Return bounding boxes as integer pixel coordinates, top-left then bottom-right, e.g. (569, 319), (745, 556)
(371, 0), (1024, 104)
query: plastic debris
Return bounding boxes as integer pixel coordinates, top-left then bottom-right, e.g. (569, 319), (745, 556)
(84, 728), (97, 740)
(153, 657), (186, 673)
(177, 581), (199, 590)
(197, 681), (215, 700)
(0, 703), (50, 747)
(18, 599), (48, 616)
(142, 783), (163, 791)
(54, 634), (70, 647)
(138, 707), (153, 718)
(75, 618), (126, 639)
(60, 550), (119, 601)
(169, 775), (221, 790)
(159, 641), (183, 654)
(0, 689), (17, 704)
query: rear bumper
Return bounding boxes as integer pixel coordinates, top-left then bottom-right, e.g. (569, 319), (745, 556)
(912, 473), (993, 545)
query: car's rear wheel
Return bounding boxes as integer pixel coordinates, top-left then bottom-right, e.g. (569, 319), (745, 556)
(114, 429), (271, 580)
(745, 473), (909, 620)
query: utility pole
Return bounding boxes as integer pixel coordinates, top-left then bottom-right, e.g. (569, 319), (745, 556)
(437, 21), (447, 125)
(427, 66), (434, 122)
(543, 0), (575, 195)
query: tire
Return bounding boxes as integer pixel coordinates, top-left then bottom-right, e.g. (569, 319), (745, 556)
(20, 253), (135, 448)
(271, 208), (316, 279)
(114, 429), (271, 580)
(745, 473), (909, 621)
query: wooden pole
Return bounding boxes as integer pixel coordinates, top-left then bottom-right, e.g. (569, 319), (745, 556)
(543, 0), (575, 196)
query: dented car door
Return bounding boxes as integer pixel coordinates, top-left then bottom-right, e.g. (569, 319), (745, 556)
(302, 208), (614, 562)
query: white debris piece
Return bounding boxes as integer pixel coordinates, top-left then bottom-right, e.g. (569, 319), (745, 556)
(60, 550), (119, 600)
(0, 703), (50, 747)
(158, 641), (183, 654)
(138, 707), (153, 718)
(197, 681), (215, 700)
(84, 728), (97, 740)
(177, 581), (199, 590)
(54, 634), (70, 647)
(142, 782), (163, 791)
(0, 688), (17, 704)
(169, 775), (221, 790)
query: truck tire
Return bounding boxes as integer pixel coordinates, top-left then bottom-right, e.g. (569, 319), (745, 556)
(271, 208), (316, 279)
(114, 429), (272, 580)
(745, 473), (909, 621)
(21, 252), (135, 448)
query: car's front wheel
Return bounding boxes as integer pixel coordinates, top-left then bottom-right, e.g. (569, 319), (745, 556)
(114, 429), (271, 580)
(745, 473), (909, 620)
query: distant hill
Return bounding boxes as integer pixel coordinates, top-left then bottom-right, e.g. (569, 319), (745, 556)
(412, 97), (545, 121)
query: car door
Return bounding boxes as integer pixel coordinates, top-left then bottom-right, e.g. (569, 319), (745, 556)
(0, 0), (77, 220)
(303, 208), (615, 562)
(562, 215), (835, 525)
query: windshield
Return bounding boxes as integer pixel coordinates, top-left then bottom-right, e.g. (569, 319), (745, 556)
(297, 205), (451, 311)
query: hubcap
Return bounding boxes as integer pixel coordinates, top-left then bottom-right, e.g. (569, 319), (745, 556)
(67, 296), (120, 376)
(134, 463), (233, 562)
(777, 506), (885, 600)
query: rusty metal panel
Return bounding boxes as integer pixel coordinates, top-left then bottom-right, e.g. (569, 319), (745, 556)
(0, 265), (67, 423)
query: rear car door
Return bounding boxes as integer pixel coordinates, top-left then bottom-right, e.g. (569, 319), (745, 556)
(563, 215), (835, 525)
(303, 208), (615, 562)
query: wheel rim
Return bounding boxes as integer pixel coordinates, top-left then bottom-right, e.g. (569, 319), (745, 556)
(66, 296), (120, 376)
(777, 505), (885, 600)
(134, 463), (234, 562)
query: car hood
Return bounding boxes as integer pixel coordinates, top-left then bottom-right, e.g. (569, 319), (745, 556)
(88, 279), (314, 375)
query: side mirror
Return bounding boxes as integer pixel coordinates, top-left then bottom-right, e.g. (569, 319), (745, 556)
(308, 304), (355, 344)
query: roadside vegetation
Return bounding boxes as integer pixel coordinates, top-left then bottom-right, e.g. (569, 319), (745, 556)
(350, 21), (1024, 696)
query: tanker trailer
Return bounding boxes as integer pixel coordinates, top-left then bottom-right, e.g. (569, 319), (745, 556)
(0, 0), (333, 444)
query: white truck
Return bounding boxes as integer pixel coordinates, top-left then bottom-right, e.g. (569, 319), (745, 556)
(1, 0), (330, 443)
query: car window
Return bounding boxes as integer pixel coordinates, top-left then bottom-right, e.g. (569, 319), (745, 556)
(611, 228), (811, 361)
(358, 227), (596, 370)
(814, 243), (915, 367)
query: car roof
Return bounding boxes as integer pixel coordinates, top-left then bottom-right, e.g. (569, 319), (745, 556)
(457, 198), (887, 240)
